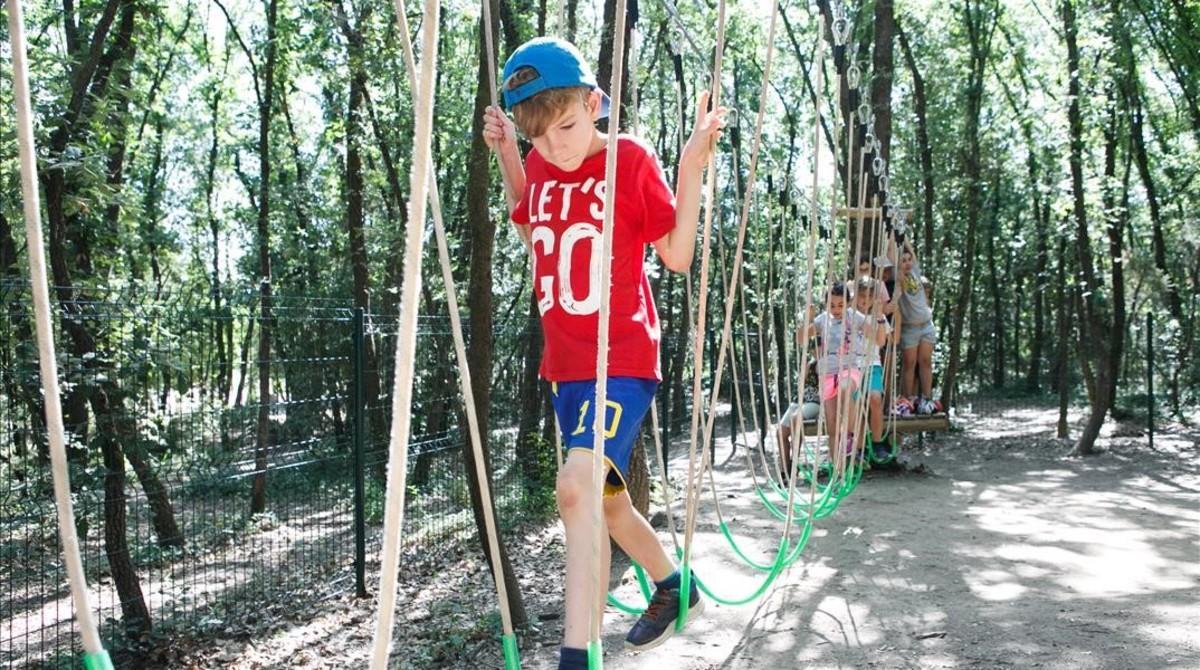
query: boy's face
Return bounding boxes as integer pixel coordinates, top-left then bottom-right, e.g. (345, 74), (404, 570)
(901, 252), (914, 274)
(829, 295), (845, 318)
(528, 91), (603, 172)
(858, 261), (871, 277)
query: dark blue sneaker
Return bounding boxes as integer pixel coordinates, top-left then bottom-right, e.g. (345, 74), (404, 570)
(558, 646), (588, 670)
(624, 583), (704, 652)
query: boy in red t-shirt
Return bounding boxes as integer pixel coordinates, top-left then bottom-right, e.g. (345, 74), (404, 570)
(482, 37), (726, 668)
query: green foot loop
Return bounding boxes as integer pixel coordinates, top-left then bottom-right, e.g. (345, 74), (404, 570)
(82, 651), (114, 670)
(501, 633), (521, 670)
(587, 640), (603, 670)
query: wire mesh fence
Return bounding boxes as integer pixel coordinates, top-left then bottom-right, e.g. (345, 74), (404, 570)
(5, 278), (1167, 667)
(2, 281), (686, 668)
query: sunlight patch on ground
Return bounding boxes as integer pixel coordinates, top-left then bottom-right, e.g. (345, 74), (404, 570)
(1139, 603), (1200, 651)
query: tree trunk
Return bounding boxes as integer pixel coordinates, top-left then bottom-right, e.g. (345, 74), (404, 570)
(250, 0), (280, 515)
(940, 0), (997, 408)
(35, 0), (156, 635)
(986, 201), (1004, 388)
(461, 0), (528, 628)
(627, 436), (650, 517)
(1065, 0), (1127, 456)
(337, 11), (383, 439)
(1130, 77), (1185, 314)
(897, 23), (935, 260)
(596, 0), (633, 132)
(100, 20), (183, 548)
(1026, 150), (1049, 391)
(870, 0), (895, 171)
(92, 389), (153, 636)
(515, 294), (548, 491)
(1056, 237), (1070, 438)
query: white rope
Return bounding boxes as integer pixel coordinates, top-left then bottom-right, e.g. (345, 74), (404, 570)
(792, 35), (826, 496)
(649, 402), (680, 551)
(371, 0), (440, 666)
(680, 0), (726, 587)
(690, 0), (800, 544)
(391, 0), (517, 640)
(6, 0), (106, 657)
(589, 0), (629, 648)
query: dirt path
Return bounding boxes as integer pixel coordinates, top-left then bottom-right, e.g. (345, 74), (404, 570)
(166, 402), (1199, 669)
(522, 402), (1200, 669)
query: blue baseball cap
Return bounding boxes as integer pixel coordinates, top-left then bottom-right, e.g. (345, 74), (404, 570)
(501, 37), (610, 118)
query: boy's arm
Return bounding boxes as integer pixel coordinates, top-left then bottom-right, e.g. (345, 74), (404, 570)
(482, 105), (531, 247)
(653, 91), (727, 273)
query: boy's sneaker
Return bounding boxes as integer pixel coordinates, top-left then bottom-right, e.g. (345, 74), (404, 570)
(625, 583), (704, 652)
(558, 647), (588, 670)
(916, 397), (933, 415)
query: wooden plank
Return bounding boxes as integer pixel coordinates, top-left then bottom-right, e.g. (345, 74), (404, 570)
(800, 413), (949, 436)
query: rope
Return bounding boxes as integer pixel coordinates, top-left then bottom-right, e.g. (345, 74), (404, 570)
(588, 0), (629, 662)
(649, 403), (681, 551)
(678, 0), (726, 625)
(391, 3), (520, 667)
(371, 0), (440, 666)
(6, 2), (112, 667)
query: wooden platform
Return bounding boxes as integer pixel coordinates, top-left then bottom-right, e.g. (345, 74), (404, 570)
(800, 412), (949, 437)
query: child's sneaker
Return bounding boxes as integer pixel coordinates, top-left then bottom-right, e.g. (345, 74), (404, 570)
(893, 396), (913, 416)
(558, 647), (588, 670)
(624, 581), (704, 652)
(845, 432), (857, 456)
(916, 397), (933, 415)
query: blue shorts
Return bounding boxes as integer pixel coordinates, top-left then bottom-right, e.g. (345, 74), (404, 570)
(551, 377), (658, 496)
(854, 365), (885, 399)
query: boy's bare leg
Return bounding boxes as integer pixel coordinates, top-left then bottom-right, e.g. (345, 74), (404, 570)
(603, 491), (674, 582)
(917, 340), (935, 400)
(901, 346), (918, 399)
(557, 450), (607, 649)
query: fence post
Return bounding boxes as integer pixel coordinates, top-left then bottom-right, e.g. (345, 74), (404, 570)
(1147, 312), (1153, 449)
(352, 307), (367, 598)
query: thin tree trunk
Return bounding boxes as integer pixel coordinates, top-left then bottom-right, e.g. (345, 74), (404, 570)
(897, 23), (935, 260)
(102, 22), (182, 549)
(1065, 0), (1127, 455)
(516, 293), (547, 490)
(1056, 236), (1070, 438)
(250, 0), (280, 514)
(1026, 150), (1050, 391)
(987, 205), (1004, 388)
(461, 0), (527, 627)
(940, 0), (997, 408)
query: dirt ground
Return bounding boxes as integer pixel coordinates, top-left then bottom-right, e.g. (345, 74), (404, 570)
(163, 401), (1200, 669)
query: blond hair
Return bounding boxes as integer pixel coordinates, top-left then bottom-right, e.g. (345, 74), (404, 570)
(505, 66), (591, 138)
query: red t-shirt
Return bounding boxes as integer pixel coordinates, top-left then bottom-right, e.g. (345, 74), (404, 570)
(512, 135), (677, 382)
